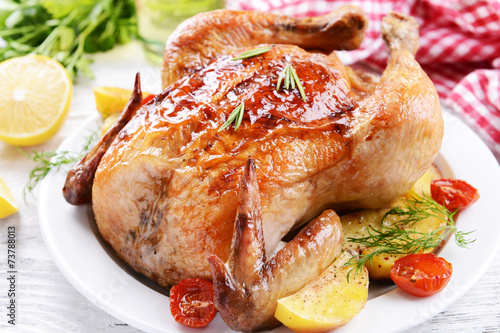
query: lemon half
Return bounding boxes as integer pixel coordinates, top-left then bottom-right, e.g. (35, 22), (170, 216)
(0, 55), (72, 146)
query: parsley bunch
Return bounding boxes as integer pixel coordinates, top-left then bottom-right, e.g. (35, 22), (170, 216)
(0, 0), (136, 80)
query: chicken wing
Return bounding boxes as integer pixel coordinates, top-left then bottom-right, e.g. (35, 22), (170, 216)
(208, 158), (343, 331)
(62, 73), (143, 205)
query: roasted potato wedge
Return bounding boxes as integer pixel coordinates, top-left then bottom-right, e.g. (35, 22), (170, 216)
(275, 250), (369, 333)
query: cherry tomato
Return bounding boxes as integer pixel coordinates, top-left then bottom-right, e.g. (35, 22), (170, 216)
(169, 278), (217, 328)
(141, 94), (155, 106)
(390, 253), (452, 297)
(431, 178), (479, 212)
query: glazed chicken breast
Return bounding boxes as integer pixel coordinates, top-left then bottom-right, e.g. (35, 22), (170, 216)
(63, 5), (443, 316)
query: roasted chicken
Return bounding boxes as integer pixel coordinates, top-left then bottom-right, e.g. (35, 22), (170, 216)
(63, 5), (443, 327)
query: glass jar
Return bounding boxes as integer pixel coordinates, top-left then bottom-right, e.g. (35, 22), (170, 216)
(135, 0), (225, 65)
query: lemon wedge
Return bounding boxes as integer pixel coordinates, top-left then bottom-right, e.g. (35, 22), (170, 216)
(93, 86), (151, 118)
(275, 250), (369, 333)
(0, 55), (72, 146)
(0, 176), (18, 219)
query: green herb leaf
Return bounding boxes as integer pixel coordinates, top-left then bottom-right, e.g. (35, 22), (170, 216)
(231, 45), (273, 61)
(284, 64), (291, 90)
(41, 0), (91, 19)
(217, 101), (245, 132)
(290, 65), (306, 101)
(276, 63), (306, 101)
(56, 26), (75, 50)
(276, 65), (286, 90)
(0, 1), (18, 26)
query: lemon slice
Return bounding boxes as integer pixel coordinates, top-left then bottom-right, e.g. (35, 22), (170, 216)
(0, 176), (18, 219)
(275, 250), (369, 333)
(93, 86), (151, 118)
(0, 55), (72, 146)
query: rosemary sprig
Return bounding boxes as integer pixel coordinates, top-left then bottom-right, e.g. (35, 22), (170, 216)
(217, 101), (245, 132)
(276, 64), (306, 101)
(231, 45), (273, 61)
(21, 130), (98, 198)
(345, 195), (475, 281)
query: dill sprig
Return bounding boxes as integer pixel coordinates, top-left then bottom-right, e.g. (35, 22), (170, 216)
(345, 194), (475, 281)
(277, 63), (306, 101)
(217, 101), (245, 132)
(21, 130), (98, 198)
(231, 45), (273, 61)
(22, 150), (80, 198)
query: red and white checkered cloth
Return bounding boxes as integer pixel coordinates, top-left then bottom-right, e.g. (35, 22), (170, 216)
(227, 0), (500, 161)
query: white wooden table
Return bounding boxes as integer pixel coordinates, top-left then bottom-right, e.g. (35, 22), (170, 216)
(1, 42), (499, 332)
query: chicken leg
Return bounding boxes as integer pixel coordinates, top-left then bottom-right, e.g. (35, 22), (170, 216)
(208, 158), (343, 331)
(161, 5), (368, 87)
(337, 12), (442, 210)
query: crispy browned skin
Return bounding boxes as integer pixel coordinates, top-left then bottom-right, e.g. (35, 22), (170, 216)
(161, 6), (368, 87)
(208, 158), (343, 331)
(62, 73), (143, 205)
(88, 10), (442, 291)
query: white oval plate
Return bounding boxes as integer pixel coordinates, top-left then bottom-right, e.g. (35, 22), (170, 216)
(39, 109), (500, 333)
